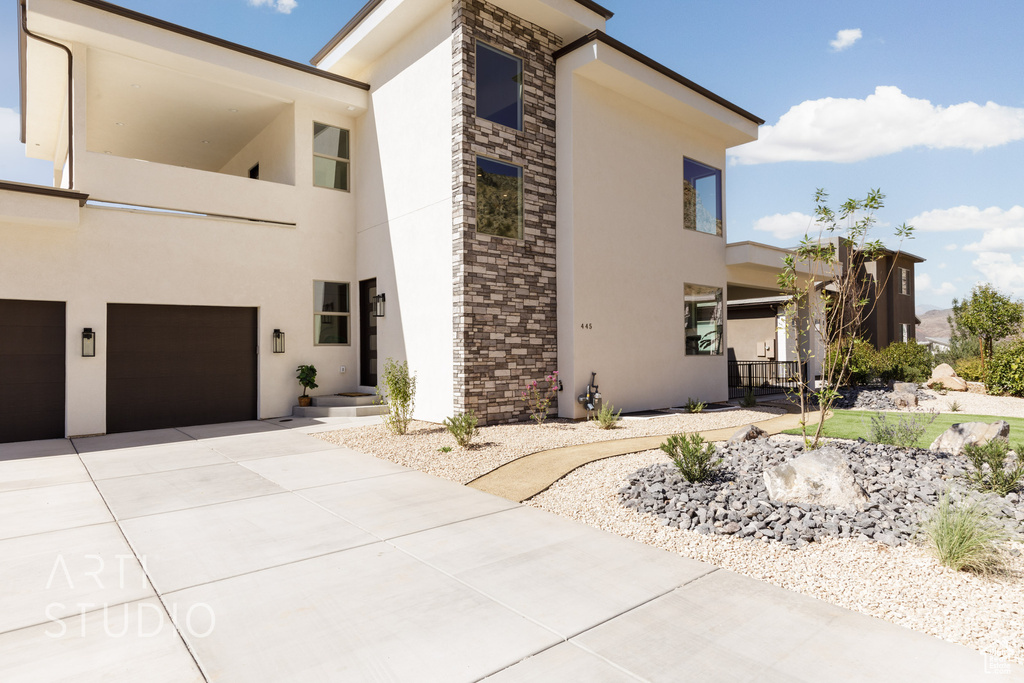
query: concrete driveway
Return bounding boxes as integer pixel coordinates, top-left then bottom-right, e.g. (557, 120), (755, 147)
(0, 419), (1015, 682)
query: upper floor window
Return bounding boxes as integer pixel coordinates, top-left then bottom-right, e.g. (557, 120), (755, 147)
(683, 158), (722, 236)
(899, 267), (911, 295)
(476, 156), (523, 240)
(476, 42), (523, 130)
(314, 281), (350, 345)
(313, 123), (350, 191)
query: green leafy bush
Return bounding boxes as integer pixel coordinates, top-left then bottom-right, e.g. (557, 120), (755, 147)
(878, 341), (933, 383)
(963, 439), (1024, 496)
(592, 402), (621, 429)
(660, 433), (722, 483)
(865, 411), (937, 448)
(296, 364), (318, 397)
(921, 493), (1008, 574)
(443, 411), (478, 448)
(828, 339), (881, 386)
(377, 358), (417, 435)
(953, 357), (986, 383)
(986, 339), (1024, 397)
(685, 397), (706, 414)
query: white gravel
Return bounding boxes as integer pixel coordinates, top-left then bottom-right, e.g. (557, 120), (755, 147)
(315, 406), (783, 484)
(528, 441), (1024, 665)
(914, 389), (1024, 419)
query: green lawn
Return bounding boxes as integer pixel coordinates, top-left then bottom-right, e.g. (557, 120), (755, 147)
(783, 410), (1024, 449)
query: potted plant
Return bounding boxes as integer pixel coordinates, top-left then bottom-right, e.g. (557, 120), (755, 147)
(296, 364), (318, 407)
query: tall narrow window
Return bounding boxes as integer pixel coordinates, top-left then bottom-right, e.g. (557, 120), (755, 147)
(899, 267), (910, 295)
(476, 42), (523, 130)
(683, 158), (722, 236)
(314, 281), (350, 345)
(313, 123), (350, 191)
(684, 284), (723, 355)
(476, 156), (523, 240)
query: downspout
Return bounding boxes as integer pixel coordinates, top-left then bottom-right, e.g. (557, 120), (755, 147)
(19, 0), (75, 189)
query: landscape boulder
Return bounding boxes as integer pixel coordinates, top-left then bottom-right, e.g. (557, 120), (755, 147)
(728, 424), (768, 445)
(927, 364), (968, 392)
(892, 382), (919, 394)
(932, 363), (957, 380)
(929, 421), (1011, 455)
(892, 391), (918, 409)
(967, 382), (987, 395)
(763, 448), (869, 511)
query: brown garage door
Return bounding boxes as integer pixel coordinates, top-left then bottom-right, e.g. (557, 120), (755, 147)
(0, 299), (66, 443)
(107, 304), (257, 433)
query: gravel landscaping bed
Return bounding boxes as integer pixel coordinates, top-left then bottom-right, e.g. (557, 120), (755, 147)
(842, 386), (1024, 418)
(619, 438), (1024, 546)
(315, 406), (782, 484)
(529, 439), (1024, 665)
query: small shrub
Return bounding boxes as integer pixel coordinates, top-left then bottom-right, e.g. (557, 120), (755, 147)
(986, 339), (1024, 397)
(740, 389), (757, 408)
(921, 493), (1008, 574)
(592, 402), (621, 429)
(660, 433), (722, 483)
(953, 356), (986, 383)
(829, 338), (881, 386)
(296, 364), (318, 397)
(948, 399), (962, 413)
(443, 411), (478, 448)
(865, 411), (938, 449)
(879, 341), (933, 383)
(931, 380), (948, 395)
(377, 358), (416, 435)
(685, 397), (706, 414)
(963, 440), (1024, 496)
(519, 371), (559, 424)
(438, 446), (453, 454)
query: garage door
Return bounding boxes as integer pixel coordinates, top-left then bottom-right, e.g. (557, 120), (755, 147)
(0, 299), (66, 443)
(107, 304), (257, 433)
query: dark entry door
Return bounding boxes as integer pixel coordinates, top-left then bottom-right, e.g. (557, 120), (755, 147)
(359, 279), (377, 388)
(106, 304), (257, 433)
(0, 299), (65, 443)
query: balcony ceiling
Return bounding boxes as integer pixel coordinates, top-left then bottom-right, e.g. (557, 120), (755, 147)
(86, 48), (290, 171)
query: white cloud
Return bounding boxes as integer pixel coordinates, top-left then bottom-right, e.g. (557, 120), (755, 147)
(907, 205), (1024, 253)
(971, 252), (1024, 297)
(247, 0), (296, 14)
(752, 211), (815, 241)
(730, 86), (1024, 165)
(915, 273), (957, 297)
(830, 29), (862, 52)
(944, 243), (959, 251)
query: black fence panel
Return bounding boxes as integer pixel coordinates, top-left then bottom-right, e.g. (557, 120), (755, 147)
(728, 361), (803, 399)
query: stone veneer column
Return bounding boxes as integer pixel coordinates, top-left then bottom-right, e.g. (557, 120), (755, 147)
(451, 0), (560, 424)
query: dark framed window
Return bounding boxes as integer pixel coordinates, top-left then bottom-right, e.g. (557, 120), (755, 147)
(685, 284), (723, 355)
(313, 123), (350, 191)
(476, 42), (523, 130)
(314, 281), (350, 345)
(899, 267), (911, 295)
(684, 158), (722, 236)
(476, 156), (523, 240)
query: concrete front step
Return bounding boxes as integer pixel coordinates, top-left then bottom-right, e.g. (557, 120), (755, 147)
(291, 404), (389, 418)
(312, 393), (379, 407)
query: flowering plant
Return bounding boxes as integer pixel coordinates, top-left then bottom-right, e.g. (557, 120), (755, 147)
(519, 370), (559, 424)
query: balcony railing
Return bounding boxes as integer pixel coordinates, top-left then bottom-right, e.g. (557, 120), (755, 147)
(728, 360), (803, 399)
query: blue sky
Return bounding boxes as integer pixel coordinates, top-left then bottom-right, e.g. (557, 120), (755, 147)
(3, 0), (1023, 311)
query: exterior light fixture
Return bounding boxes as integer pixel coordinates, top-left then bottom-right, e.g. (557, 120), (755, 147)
(272, 329), (286, 354)
(82, 328), (96, 357)
(372, 293), (386, 318)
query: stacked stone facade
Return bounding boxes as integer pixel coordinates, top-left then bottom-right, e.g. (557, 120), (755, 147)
(451, 0), (561, 423)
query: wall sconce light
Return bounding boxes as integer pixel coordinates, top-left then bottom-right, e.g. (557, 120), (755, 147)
(372, 293), (386, 318)
(82, 328), (96, 357)
(272, 329), (286, 354)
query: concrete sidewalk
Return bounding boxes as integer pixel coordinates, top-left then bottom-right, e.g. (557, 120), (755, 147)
(469, 409), (826, 503)
(0, 419), (1015, 682)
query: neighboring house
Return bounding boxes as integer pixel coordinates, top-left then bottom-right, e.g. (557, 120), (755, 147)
(1, 0), (762, 442)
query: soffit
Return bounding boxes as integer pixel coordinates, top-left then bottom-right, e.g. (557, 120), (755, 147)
(85, 48), (289, 171)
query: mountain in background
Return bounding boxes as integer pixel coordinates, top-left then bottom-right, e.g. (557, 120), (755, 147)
(916, 303), (944, 314)
(916, 308), (952, 341)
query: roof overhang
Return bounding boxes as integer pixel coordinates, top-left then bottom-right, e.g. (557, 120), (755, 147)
(0, 180), (88, 228)
(554, 31), (762, 148)
(313, 0), (610, 74)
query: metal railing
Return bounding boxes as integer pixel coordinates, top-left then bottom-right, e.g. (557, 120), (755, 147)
(728, 361), (803, 398)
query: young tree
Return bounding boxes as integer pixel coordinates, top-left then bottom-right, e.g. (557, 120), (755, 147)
(951, 284), (1024, 372)
(778, 188), (914, 448)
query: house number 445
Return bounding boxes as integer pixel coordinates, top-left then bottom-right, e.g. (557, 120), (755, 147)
(580, 323), (593, 330)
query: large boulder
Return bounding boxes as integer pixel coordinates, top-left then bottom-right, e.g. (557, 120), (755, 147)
(892, 382), (919, 394)
(892, 391), (918, 409)
(967, 382), (987, 395)
(929, 421), (1010, 455)
(928, 364), (968, 392)
(932, 363), (957, 380)
(763, 448), (869, 511)
(728, 424), (767, 445)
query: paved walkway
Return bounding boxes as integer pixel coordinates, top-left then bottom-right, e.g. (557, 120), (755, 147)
(0, 418), (1015, 681)
(469, 408), (828, 502)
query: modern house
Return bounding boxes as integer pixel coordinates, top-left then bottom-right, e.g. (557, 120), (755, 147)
(1, 0), (763, 442)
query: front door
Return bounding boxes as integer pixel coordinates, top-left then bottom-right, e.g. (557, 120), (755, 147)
(359, 279), (377, 388)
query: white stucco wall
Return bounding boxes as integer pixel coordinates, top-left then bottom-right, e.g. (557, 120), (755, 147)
(557, 73), (733, 417)
(218, 106), (297, 185)
(352, 3), (455, 422)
